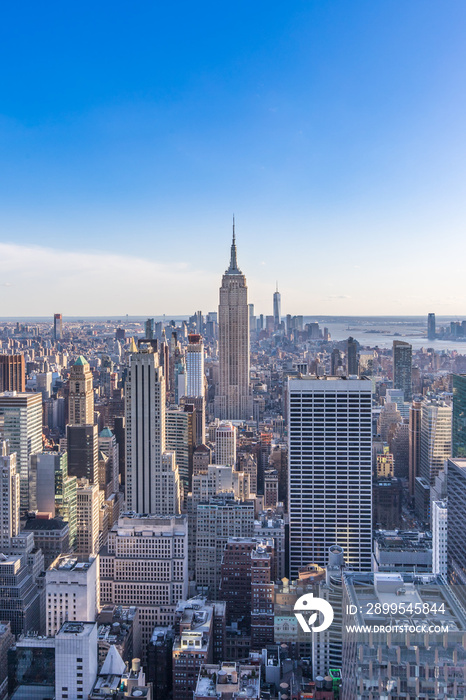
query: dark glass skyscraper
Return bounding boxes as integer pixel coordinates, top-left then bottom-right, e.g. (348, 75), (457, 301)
(447, 458), (466, 599)
(273, 283), (281, 331)
(427, 312), (436, 340)
(393, 340), (412, 401)
(452, 374), (466, 458)
(347, 337), (358, 375)
(53, 313), (62, 341)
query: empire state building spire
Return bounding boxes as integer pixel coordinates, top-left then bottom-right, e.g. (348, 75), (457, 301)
(215, 220), (252, 421)
(227, 216), (241, 274)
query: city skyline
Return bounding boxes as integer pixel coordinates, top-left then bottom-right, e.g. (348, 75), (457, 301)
(1, 2), (466, 314)
(2, 3), (466, 697)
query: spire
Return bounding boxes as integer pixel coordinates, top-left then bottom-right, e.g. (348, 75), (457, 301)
(226, 215), (242, 274)
(276, 281), (279, 293)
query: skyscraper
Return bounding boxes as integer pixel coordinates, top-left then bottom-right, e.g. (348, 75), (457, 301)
(214, 223), (252, 421)
(184, 334), (206, 445)
(68, 356), (94, 425)
(215, 422), (237, 466)
(447, 457), (466, 600)
(125, 342), (180, 515)
(76, 478), (100, 555)
(29, 451), (77, 547)
(346, 337), (358, 376)
(53, 313), (63, 341)
(145, 318), (155, 340)
(45, 555), (99, 636)
(67, 423), (99, 483)
(55, 622), (98, 700)
(447, 459), (466, 605)
(185, 334), (205, 398)
(427, 312), (436, 340)
(452, 374), (466, 458)
(432, 499), (448, 576)
(393, 340), (412, 401)
(166, 406), (195, 501)
(408, 400), (422, 497)
(273, 282), (281, 331)
(420, 399), (452, 487)
(0, 355), (25, 393)
(0, 392), (43, 512)
(0, 443), (20, 550)
(100, 514), (188, 658)
(288, 377), (372, 577)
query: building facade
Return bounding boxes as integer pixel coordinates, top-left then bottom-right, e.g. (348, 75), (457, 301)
(214, 227), (253, 421)
(215, 421), (237, 467)
(67, 423), (99, 484)
(0, 444), (20, 550)
(432, 499), (448, 576)
(452, 373), (466, 458)
(29, 451), (77, 547)
(68, 356), (94, 425)
(99, 514), (188, 659)
(393, 340), (412, 402)
(0, 355), (25, 393)
(0, 392), (43, 512)
(288, 377), (372, 577)
(447, 458), (466, 597)
(273, 284), (281, 331)
(46, 555), (99, 636)
(420, 399), (452, 487)
(125, 342), (180, 515)
(186, 334), (205, 398)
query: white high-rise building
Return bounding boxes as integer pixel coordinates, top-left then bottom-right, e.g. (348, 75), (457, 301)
(46, 554), (99, 636)
(215, 421), (237, 467)
(214, 224), (253, 421)
(55, 621), (98, 700)
(288, 377), (373, 577)
(420, 400), (452, 487)
(0, 441), (20, 550)
(76, 479), (100, 556)
(273, 283), (281, 331)
(99, 514), (188, 659)
(125, 342), (180, 515)
(432, 499), (448, 575)
(0, 392), (42, 511)
(186, 334), (205, 398)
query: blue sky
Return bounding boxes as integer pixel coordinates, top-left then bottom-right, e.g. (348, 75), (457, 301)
(1, 1), (466, 315)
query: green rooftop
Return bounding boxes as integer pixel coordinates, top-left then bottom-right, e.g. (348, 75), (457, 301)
(99, 427), (114, 438)
(74, 355), (89, 366)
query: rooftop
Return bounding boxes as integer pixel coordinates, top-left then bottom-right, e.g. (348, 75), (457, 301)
(344, 572), (466, 630)
(99, 427), (114, 438)
(57, 621), (96, 638)
(374, 530), (432, 551)
(194, 663), (260, 699)
(23, 517), (69, 532)
(49, 554), (94, 572)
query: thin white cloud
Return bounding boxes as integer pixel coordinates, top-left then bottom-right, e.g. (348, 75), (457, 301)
(0, 242), (218, 315)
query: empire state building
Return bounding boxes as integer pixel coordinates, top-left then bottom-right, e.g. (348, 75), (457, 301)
(214, 224), (253, 421)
